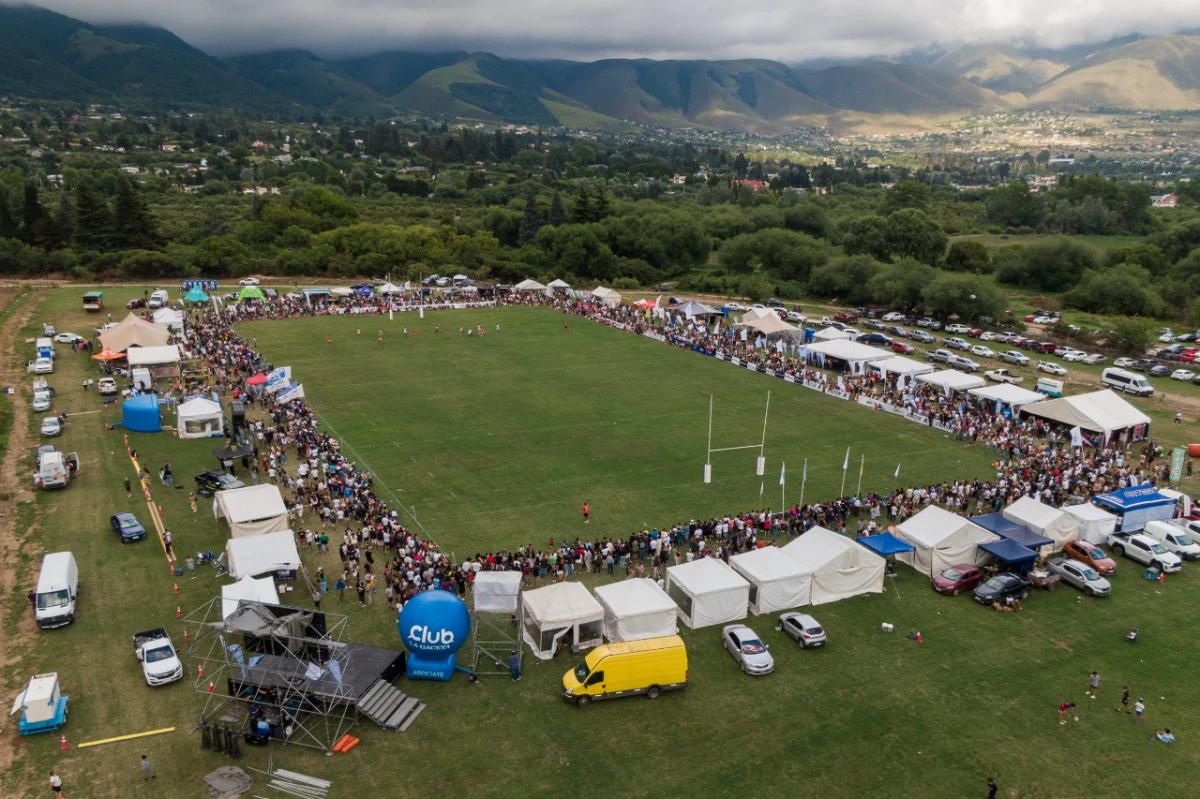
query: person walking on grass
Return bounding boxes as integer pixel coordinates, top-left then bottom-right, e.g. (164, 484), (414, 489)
(508, 651), (521, 682)
(124, 477), (132, 498)
(189, 492), (198, 514)
(1134, 698), (1145, 724)
(582, 502), (590, 524)
(1117, 686), (1131, 713)
(1088, 670), (1100, 699)
(1058, 701), (1076, 725)
(987, 778), (997, 799)
(48, 769), (63, 795)
(140, 755), (155, 780)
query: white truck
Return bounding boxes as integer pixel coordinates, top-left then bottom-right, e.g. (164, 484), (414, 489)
(984, 368), (1023, 384)
(1107, 532), (1182, 574)
(132, 628), (184, 686)
(1142, 521), (1200, 561)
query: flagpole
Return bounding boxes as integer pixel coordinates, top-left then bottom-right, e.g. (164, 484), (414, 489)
(799, 459), (807, 510)
(839, 448), (849, 498)
(856, 453), (865, 497)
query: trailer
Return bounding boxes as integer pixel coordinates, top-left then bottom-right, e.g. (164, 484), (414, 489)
(82, 291), (105, 311)
(12, 673), (69, 735)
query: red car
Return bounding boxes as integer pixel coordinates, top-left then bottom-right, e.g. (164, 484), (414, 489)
(834, 312), (858, 323)
(890, 341), (915, 354)
(126, 298), (146, 309)
(932, 564), (986, 596)
(1062, 540), (1117, 576)
(1024, 314), (1039, 322)
(968, 328), (983, 338)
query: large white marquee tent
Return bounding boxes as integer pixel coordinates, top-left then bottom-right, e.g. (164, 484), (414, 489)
(521, 582), (605, 659)
(1062, 503), (1119, 545)
(894, 506), (999, 575)
(225, 530), (300, 579)
(176, 397), (223, 439)
(1021, 389), (1151, 434)
(213, 485), (289, 538)
(593, 579), (678, 642)
(868, 356), (935, 379)
(665, 558), (750, 629)
(968, 383), (1045, 407)
(780, 528), (885, 605)
(803, 339), (891, 375)
(915, 369), (986, 392)
(1003, 496), (1080, 550)
(730, 546), (812, 614)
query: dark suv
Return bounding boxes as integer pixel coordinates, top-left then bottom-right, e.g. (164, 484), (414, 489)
(195, 469), (246, 497)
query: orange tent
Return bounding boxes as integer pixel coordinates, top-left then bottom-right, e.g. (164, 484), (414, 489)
(92, 348), (125, 361)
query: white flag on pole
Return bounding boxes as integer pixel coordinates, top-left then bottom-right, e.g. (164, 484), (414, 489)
(759, 481), (764, 498)
(802, 458), (807, 485)
(894, 463), (901, 479)
(842, 448), (850, 471)
(779, 462), (786, 487)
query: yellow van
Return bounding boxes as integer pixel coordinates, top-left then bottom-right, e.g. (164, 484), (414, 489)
(561, 635), (687, 707)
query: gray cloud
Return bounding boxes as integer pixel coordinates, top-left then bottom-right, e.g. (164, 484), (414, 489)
(25, 0), (1200, 61)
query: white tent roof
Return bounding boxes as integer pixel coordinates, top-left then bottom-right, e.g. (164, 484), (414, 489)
(126, 345), (181, 367)
(1003, 495), (1080, 550)
(968, 383), (1045, 407)
(99, 313), (171, 352)
(915, 369), (986, 391)
(894, 506), (999, 574)
(869, 356), (934, 377)
(177, 397), (221, 418)
(590, 286), (622, 306)
(593, 579), (678, 641)
(177, 396), (222, 439)
(730, 546), (813, 614)
(214, 485), (289, 538)
(744, 314), (800, 336)
(152, 308), (185, 327)
(1021, 389), (1151, 433)
(221, 575), (280, 619)
(805, 339), (891, 363)
(740, 307), (775, 322)
(515, 279), (547, 291)
(329, 287), (353, 296)
(780, 527), (885, 605)
(1063, 503), (1119, 545)
(813, 327), (854, 341)
(523, 582), (603, 626)
(676, 299), (721, 318)
(546, 279), (571, 289)
(472, 571), (523, 613)
(226, 531), (300, 578)
(377, 282), (403, 294)
(665, 558), (750, 628)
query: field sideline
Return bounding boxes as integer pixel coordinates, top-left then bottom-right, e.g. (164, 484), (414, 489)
(3, 289), (1199, 799)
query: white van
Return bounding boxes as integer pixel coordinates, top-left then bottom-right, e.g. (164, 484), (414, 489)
(35, 552), (79, 629)
(1144, 521), (1200, 560)
(148, 289), (169, 309)
(1174, 518), (1200, 547)
(35, 338), (55, 360)
(1101, 368), (1153, 397)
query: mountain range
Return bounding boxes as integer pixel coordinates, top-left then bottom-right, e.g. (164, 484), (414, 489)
(2, 4), (1199, 130)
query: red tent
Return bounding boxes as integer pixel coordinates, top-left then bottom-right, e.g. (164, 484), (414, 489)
(246, 373), (268, 386)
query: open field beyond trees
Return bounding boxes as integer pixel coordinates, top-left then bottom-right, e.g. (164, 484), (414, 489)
(4, 290), (1200, 799)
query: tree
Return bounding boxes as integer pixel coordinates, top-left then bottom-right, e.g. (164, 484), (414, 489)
(55, 192), (73, 248)
(782, 203), (831, 239)
(572, 187), (592, 224)
(112, 178), (160, 250)
(1108, 318), (1156, 356)
(517, 194), (543, 247)
(0, 193), (17, 241)
(547, 192), (567, 227)
(465, 170), (488, 190)
(868, 259), (936, 310)
(535, 224), (616, 280)
(21, 180), (43, 240)
(291, 186), (358, 230)
(885, 209), (948, 265)
(994, 239), (1099, 292)
(985, 181), (1045, 229)
(880, 180), (931, 214)
(194, 235), (253, 277)
(592, 187), (611, 221)
(808, 255), (883, 305)
(1064, 265), (1164, 317)
(920, 273), (1004, 321)
(717, 229), (829, 282)
(944, 240), (992, 273)
(1106, 244), (1168, 276)
(72, 182), (112, 251)
(841, 216), (892, 262)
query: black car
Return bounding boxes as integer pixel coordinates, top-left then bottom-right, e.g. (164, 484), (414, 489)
(1149, 363), (1171, 378)
(1175, 333), (1199, 343)
(1130, 359), (1157, 372)
(195, 469), (246, 497)
(857, 333), (893, 347)
(973, 573), (1032, 605)
(110, 512), (147, 543)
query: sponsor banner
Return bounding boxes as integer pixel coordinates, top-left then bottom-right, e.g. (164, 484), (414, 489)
(730, 357), (741, 366)
(784, 375), (796, 383)
(277, 382), (305, 403)
(715, 354), (725, 361)
(766, 369), (776, 378)
(802, 379), (825, 392)
(264, 366), (292, 394)
(746, 364), (758, 372)
(825, 388), (850, 400)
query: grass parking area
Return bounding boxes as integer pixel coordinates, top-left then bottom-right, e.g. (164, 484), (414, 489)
(4, 287), (1200, 799)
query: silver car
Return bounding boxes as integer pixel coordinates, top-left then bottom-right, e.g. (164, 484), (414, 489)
(777, 612), (827, 648)
(721, 624), (774, 675)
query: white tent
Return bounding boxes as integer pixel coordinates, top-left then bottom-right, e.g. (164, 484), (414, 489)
(213, 485), (290, 538)
(894, 506), (1000, 575)
(1021, 389), (1151, 434)
(176, 397), (223, 439)
(665, 557), (750, 629)
(590, 286), (623, 306)
(514, 279), (547, 292)
(126, 345), (181, 367)
(1003, 496), (1080, 550)
(813, 327), (854, 342)
(968, 383), (1045, 407)
(377, 282), (403, 294)
(546, 279), (571, 291)
(744, 313), (801, 337)
(226, 530), (300, 579)
(221, 575), (280, 619)
(914, 369), (986, 391)
(472, 571), (523, 613)
(740, 307), (775, 322)
(152, 307), (185, 331)
(521, 582), (605, 659)
(593, 579), (678, 642)
(675, 299), (721, 319)
(803, 339), (891, 375)
(869, 356), (934, 378)
(329, 287), (353, 297)
(730, 546), (812, 614)
(1063, 503), (1119, 545)
(780, 527), (885, 605)
(99, 313), (171, 352)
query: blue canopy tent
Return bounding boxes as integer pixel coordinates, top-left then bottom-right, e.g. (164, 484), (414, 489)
(858, 533), (916, 557)
(978, 539), (1038, 573)
(970, 513), (1054, 550)
(355, 285), (373, 297)
(183, 286), (209, 303)
(1094, 486), (1177, 532)
(122, 394), (162, 433)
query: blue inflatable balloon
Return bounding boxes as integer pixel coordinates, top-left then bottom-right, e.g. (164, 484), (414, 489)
(398, 590), (472, 682)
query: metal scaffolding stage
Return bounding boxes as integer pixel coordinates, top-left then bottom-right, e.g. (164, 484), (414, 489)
(182, 598), (404, 752)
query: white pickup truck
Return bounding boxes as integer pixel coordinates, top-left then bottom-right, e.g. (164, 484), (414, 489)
(133, 627), (183, 686)
(1107, 532), (1182, 574)
(1045, 558), (1112, 597)
(1142, 521), (1200, 561)
(984, 368), (1023, 384)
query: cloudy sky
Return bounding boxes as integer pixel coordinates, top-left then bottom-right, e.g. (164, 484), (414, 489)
(24, 0), (1199, 60)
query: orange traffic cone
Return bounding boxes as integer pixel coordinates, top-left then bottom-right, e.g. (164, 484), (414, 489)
(183, 629), (190, 644)
(61, 735), (68, 750)
(914, 631), (923, 643)
(197, 665), (203, 679)
(208, 680), (215, 694)
(173, 583), (180, 595)
(1158, 572), (1165, 584)
(176, 606), (182, 619)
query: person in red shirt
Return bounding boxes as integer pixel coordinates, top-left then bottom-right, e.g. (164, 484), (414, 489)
(582, 502), (589, 524)
(1058, 701), (1076, 725)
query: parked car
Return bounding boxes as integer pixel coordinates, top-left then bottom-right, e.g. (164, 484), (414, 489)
(27, 358), (54, 374)
(1107, 532), (1182, 573)
(1113, 357), (1136, 368)
(887, 326), (908, 338)
(132, 628), (184, 686)
(97, 377), (118, 395)
(32, 392), (51, 412)
(970, 345), (995, 358)
(1001, 351), (1030, 366)
(979, 331), (999, 341)
(858, 333), (892, 347)
(110, 512), (147, 543)
(1026, 360), (1062, 378)
(1062, 540), (1117, 575)
(984, 368), (1023, 384)
(916, 317), (935, 328)
(776, 612), (827, 647)
(1159, 330), (1176, 343)
(53, 333), (84, 345)
(786, 311), (805, 323)
(1045, 558), (1112, 597)
(1171, 369), (1196, 381)
(973, 573), (1032, 605)
(238, 277), (261, 286)
(882, 312), (905, 322)
(890, 341), (915, 355)
(721, 625), (774, 675)
(126, 298), (146, 309)
(1083, 354), (1107, 366)
(932, 564), (985, 596)
(948, 355), (981, 372)
(833, 312), (858, 323)
(1142, 521), (1200, 561)
(194, 469), (246, 497)
(1061, 351), (1090, 362)
(1149, 364), (1171, 378)
(909, 330), (937, 344)
(40, 417), (62, 437)
(926, 349), (954, 364)
(765, 298), (785, 307)
(864, 319), (886, 330)
(967, 328), (984, 338)
(944, 337), (972, 351)
(945, 324), (971, 334)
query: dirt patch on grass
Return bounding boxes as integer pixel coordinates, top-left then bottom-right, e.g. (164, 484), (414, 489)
(1052, 640), (1075, 653)
(0, 290), (41, 772)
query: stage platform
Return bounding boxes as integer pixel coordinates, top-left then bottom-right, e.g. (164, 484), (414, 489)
(227, 643), (405, 706)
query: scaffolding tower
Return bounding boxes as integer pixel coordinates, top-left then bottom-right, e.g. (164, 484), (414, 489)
(469, 571), (524, 677)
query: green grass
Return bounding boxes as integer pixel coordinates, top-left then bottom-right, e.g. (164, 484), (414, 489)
(6, 288), (1200, 799)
